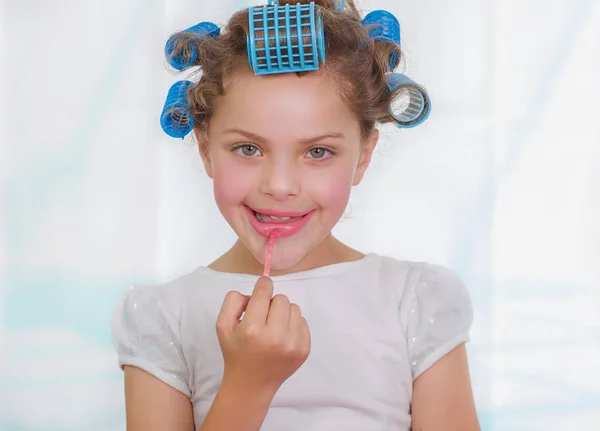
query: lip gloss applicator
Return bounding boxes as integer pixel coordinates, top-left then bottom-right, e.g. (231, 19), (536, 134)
(263, 230), (279, 277)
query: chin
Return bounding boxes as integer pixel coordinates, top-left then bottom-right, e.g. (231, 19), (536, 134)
(236, 229), (320, 274)
(247, 238), (309, 272)
(267, 252), (306, 273)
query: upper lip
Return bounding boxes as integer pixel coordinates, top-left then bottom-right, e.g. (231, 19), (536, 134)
(246, 205), (310, 217)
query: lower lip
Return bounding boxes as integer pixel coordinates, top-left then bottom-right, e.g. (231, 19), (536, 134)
(245, 206), (313, 239)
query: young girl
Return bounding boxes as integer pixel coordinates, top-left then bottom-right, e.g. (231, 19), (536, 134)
(111, 1), (480, 430)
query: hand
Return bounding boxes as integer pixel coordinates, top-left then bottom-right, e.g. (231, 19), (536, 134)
(215, 276), (311, 394)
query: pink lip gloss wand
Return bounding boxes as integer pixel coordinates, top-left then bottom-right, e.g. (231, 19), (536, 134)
(263, 230), (279, 277)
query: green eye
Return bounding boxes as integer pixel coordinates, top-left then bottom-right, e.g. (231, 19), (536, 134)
(234, 144), (260, 157)
(308, 147), (330, 159)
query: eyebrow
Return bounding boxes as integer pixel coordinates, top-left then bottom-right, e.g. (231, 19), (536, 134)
(223, 128), (345, 145)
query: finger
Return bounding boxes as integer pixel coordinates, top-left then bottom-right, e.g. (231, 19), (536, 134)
(243, 276), (274, 325)
(288, 303), (303, 329)
(299, 317), (311, 351)
(289, 305), (311, 343)
(216, 291), (250, 335)
(288, 304), (304, 332)
(266, 294), (291, 328)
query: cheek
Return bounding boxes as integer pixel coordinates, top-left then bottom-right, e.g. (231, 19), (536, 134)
(307, 161), (356, 214)
(211, 157), (250, 210)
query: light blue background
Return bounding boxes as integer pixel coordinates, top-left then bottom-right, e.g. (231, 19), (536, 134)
(1, 0), (599, 430)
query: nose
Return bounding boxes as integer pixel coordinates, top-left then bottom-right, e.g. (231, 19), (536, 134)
(259, 157), (300, 200)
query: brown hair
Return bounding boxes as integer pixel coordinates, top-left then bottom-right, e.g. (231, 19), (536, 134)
(168, 0), (407, 141)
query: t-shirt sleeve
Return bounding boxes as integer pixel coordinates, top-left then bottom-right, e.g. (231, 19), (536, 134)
(404, 264), (474, 380)
(111, 285), (191, 397)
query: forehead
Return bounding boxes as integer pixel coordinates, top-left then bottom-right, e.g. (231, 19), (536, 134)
(209, 68), (360, 141)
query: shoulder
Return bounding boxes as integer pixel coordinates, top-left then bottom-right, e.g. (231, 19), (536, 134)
(376, 257), (473, 324)
(375, 259), (474, 380)
(407, 261), (470, 300)
(358, 254), (475, 380)
(365, 254), (468, 297)
(114, 265), (210, 316)
(110, 268), (212, 396)
(110, 265), (218, 356)
(403, 262), (472, 318)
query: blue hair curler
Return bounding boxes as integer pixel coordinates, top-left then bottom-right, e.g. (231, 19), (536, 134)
(361, 10), (400, 70)
(335, 0), (345, 11)
(387, 73), (431, 128)
(160, 80), (194, 138)
(247, 2), (325, 75)
(165, 22), (220, 70)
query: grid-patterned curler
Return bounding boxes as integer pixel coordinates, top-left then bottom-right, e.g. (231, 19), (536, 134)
(361, 10), (400, 70)
(160, 80), (194, 138)
(247, 2), (325, 75)
(165, 22), (220, 71)
(335, 0), (345, 11)
(388, 73), (431, 128)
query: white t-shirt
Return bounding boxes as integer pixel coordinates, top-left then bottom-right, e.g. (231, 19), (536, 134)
(111, 253), (473, 430)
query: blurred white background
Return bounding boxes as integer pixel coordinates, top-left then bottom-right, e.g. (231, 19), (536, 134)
(1, 0), (599, 430)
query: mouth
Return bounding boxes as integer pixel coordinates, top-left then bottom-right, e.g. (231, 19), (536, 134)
(244, 205), (313, 239)
(251, 209), (308, 224)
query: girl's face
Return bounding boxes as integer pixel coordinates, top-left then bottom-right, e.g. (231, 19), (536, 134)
(198, 68), (378, 272)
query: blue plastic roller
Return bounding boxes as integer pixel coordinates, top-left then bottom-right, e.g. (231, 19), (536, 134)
(361, 10), (400, 70)
(247, 2), (325, 75)
(165, 22), (220, 71)
(160, 80), (194, 138)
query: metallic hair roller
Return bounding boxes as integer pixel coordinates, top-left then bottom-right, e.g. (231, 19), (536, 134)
(388, 73), (431, 128)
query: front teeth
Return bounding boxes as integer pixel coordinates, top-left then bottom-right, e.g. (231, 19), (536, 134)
(253, 212), (291, 223)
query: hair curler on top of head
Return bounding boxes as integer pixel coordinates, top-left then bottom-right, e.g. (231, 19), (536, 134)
(247, 2), (326, 75)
